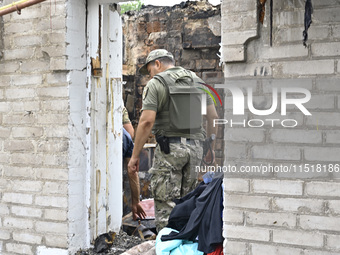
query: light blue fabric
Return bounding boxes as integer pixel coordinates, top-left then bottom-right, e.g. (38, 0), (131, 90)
(203, 171), (215, 184)
(156, 228), (204, 255)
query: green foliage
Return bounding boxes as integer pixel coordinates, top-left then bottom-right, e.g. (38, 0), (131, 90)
(120, 0), (143, 14)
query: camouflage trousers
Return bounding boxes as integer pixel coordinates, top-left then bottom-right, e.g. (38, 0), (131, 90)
(149, 140), (203, 232)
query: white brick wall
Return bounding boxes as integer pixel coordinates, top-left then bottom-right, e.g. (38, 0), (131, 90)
(0, 0), (77, 254)
(222, 0), (340, 254)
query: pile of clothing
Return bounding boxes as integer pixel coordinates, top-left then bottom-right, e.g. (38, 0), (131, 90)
(156, 172), (224, 255)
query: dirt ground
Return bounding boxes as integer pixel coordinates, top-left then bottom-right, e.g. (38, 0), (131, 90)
(75, 230), (147, 255)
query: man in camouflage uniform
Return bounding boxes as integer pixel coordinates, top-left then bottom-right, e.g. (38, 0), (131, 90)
(128, 49), (218, 230)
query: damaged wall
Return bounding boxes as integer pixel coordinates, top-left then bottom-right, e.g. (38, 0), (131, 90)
(221, 0), (340, 254)
(0, 0), (88, 254)
(121, 1), (224, 211)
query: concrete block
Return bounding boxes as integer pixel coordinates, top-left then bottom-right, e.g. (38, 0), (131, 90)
(3, 167), (35, 179)
(13, 232), (43, 244)
(253, 180), (303, 196)
(280, 60), (334, 75)
(6, 243), (33, 255)
(10, 180), (42, 193)
(224, 241), (246, 255)
(226, 128), (265, 142)
(313, 8), (340, 23)
(221, 14), (242, 30)
(0, 127), (10, 138)
(313, 0), (339, 7)
(35, 168), (68, 181)
(5, 88), (35, 99)
(12, 127), (43, 138)
(35, 221), (67, 234)
(38, 140), (68, 153)
(225, 194), (270, 210)
(11, 75), (42, 86)
(3, 217), (33, 230)
(312, 42), (340, 57)
(305, 94), (335, 110)
(225, 143), (247, 159)
(11, 153), (43, 166)
(275, 10), (304, 26)
(273, 197), (324, 214)
(261, 44), (308, 59)
(270, 129), (322, 144)
(221, 45), (245, 62)
(304, 147), (340, 162)
(20, 60), (50, 73)
(0, 229), (11, 240)
(273, 229), (323, 247)
(2, 193), (33, 205)
(43, 155), (67, 167)
(3, 48), (34, 60)
(35, 196), (67, 208)
(223, 62), (272, 78)
(42, 182), (67, 195)
(44, 209), (67, 221)
(37, 114), (68, 125)
(50, 57), (66, 70)
(305, 181), (340, 197)
(11, 101), (40, 112)
(45, 235), (68, 248)
(300, 215), (340, 231)
(46, 72), (68, 84)
(275, 26), (329, 43)
(327, 234), (340, 250)
(36, 16), (66, 31)
(44, 126), (69, 138)
(41, 2), (66, 17)
(251, 145), (301, 160)
(14, 7), (43, 20)
(222, 30), (258, 45)
(4, 21), (34, 34)
(281, 60), (334, 75)
(326, 130), (340, 144)
(13, 35), (42, 47)
(329, 200), (340, 215)
(37, 87), (68, 98)
(0, 204), (10, 215)
(224, 178), (249, 192)
(223, 209), (244, 223)
(41, 46), (66, 58)
(316, 78), (340, 91)
(0, 102), (10, 112)
(251, 243), (303, 255)
(11, 206), (42, 218)
(306, 112), (340, 127)
(222, 0), (256, 13)
(246, 212), (296, 227)
(0, 62), (20, 73)
(47, 32), (67, 44)
(225, 225), (270, 241)
(4, 140), (34, 152)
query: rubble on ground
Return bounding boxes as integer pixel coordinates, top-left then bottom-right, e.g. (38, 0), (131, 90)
(75, 230), (148, 255)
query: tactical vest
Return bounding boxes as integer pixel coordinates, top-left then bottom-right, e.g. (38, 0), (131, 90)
(152, 68), (204, 136)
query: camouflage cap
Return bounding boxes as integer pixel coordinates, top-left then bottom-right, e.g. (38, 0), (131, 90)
(139, 49), (174, 75)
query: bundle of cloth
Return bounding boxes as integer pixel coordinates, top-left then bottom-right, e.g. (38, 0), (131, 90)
(156, 172), (224, 255)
